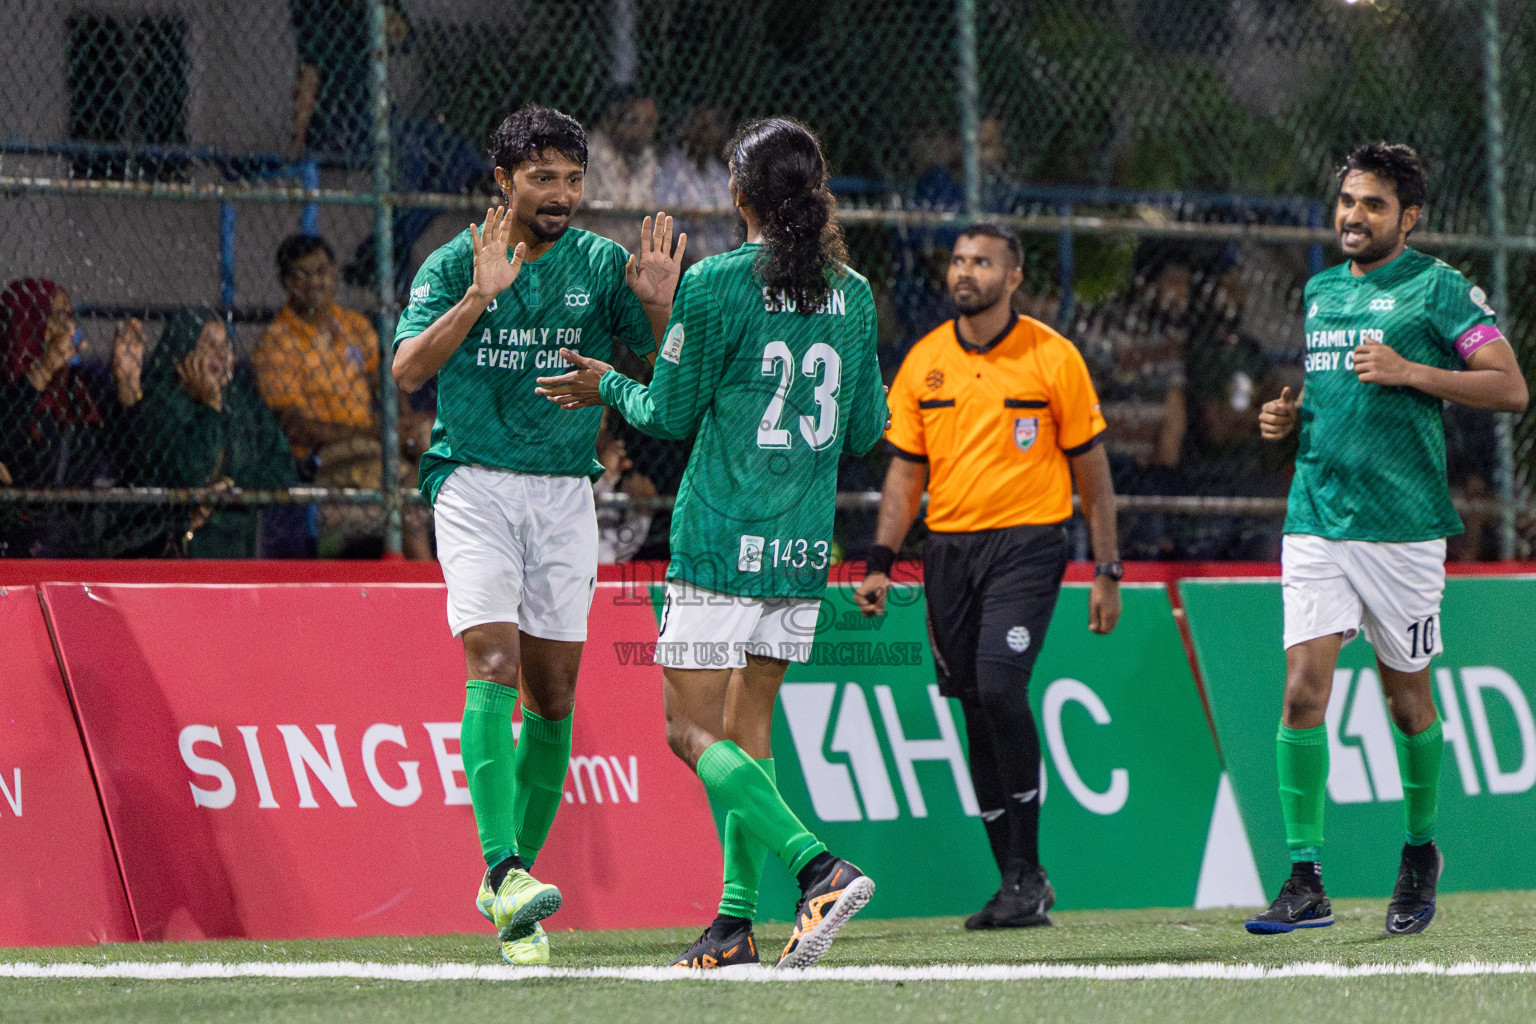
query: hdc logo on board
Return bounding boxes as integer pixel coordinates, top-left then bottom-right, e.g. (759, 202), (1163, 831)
(780, 678), (1129, 823)
(178, 722), (640, 809)
(1324, 665), (1536, 802)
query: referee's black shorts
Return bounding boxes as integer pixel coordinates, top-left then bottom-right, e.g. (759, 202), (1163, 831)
(923, 522), (1070, 703)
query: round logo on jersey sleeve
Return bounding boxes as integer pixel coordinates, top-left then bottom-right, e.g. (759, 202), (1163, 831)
(1470, 286), (1496, 316)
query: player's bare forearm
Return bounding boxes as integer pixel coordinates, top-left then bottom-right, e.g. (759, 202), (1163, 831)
(1390, 341), (1529, 413)
(392, 288), (489, 393)
(872, 456), (927, 552)
(642, 302), (673, 353)
(1070, 442), (1120, 565)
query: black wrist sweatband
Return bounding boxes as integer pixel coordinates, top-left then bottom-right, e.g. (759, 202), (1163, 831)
(866, 545), (896, 576)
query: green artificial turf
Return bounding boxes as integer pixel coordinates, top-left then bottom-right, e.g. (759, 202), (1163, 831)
(4, 891), (1536, 1024)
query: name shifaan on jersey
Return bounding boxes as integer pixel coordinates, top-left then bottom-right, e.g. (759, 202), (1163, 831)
(395, 226), (655, 503)
(600, 244), (889, 599)
(1287, 247), (1502, 542)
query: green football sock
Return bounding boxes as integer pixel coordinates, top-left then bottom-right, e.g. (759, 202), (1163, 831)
(1394, 717), (1443, 846)
(513, 707), (573, 868)
(696, 741), (824, 877)
(461, 680), (520, 867)
(716, 758), (775, 919)
(1277, 723), (1328, 863)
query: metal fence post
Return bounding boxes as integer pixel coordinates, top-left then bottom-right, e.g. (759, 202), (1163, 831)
(957, 0), (980, 216)
(1483, 0), (1515, 560)
(370, 0), (402, 558)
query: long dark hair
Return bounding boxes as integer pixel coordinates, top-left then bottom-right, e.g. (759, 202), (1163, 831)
(728, 117), (847, 315)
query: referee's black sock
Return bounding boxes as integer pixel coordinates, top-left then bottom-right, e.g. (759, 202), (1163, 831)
(962, 701), (1012, 876)
(974, 659), (1043, 871)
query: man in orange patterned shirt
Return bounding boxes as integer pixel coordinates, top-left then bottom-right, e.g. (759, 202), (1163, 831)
(255, 233), (432, 557)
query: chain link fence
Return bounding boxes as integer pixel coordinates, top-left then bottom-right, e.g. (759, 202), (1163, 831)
(2, 0), (1532, 561)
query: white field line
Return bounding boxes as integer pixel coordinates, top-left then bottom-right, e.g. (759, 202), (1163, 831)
(1, 960), (1535, 983)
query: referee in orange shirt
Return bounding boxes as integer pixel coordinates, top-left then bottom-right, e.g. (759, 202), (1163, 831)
(855, 222), (1122, 929)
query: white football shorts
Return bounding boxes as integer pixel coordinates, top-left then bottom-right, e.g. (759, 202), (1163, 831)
(433, 465), (598, 640)
(654, 581), (823, 669)
(1281, 533), (1447, 672)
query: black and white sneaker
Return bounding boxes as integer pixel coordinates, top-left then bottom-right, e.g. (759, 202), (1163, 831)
(1385, 841), (1443, 936)
(990, 864), (1055, 929)
(1245, 868), (1333, 934)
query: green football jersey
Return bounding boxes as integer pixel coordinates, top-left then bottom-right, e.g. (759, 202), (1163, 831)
(395, 227), (656, 503)
(1286, 247), (1501, 542)
(600, 244), (888, 599)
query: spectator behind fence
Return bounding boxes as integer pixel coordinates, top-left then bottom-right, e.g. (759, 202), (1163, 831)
(894, 118), (1013, 348)
(289, 0), (487, 290)
(0, 278), (145, 556)
(1180, 266), (1290, 560)
(655, 105), (735, 261)
(1077, 251), (1193, 557)
(578, 85), (661, 245)
(126, 309), (296, 558)
(593, 410), (656, 564)
(253, 234), (432, 559)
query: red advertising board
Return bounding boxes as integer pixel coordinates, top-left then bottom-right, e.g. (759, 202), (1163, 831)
(41, 582), (718, 941)
(0, 586), (137, 945)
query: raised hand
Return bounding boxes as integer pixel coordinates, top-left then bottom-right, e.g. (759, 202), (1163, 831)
(470, 206), (525, 303)
(536, 347), (613, 410)
(626, 211), (687, 308)
(111, 317), (147, 407)
(1259, 386), (1300, 441)
(175, 346), (223, 411)
(28, 309), (76, 389)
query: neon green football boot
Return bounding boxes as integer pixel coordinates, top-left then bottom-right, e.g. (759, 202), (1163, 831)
(500, 921), (551, 965)
(477, 866), (561, 941)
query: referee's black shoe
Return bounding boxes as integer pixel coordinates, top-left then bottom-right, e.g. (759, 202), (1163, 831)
(964, 890), (1005, 930)
(1245, 864), (1333, 934)
(989, 863), (1055, 929)
(1385, 841), (1443, 936)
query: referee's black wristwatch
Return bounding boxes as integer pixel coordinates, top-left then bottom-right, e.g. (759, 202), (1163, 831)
(1094, 561), (1124, 582)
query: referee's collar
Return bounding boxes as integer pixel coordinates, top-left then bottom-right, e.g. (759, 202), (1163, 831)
(953, 314), (1018, 355)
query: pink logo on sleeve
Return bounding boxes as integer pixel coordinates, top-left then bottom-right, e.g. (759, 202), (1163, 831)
(1455, 324), (1503, 360)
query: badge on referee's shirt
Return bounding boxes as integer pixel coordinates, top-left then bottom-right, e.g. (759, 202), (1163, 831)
(1013, 417), (1038, 452)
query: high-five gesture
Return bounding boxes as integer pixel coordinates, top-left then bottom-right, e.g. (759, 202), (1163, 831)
(1259, 386), (1300, 441)
(536, 348), (613, 410)
(626, 212), (686, 308)
(470, 206), (526, 303)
